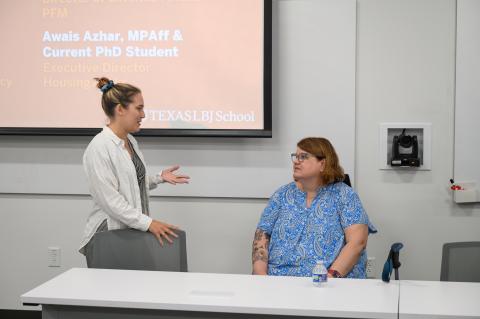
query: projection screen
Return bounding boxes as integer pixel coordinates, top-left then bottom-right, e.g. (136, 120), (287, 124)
(0, 0), (272, 137)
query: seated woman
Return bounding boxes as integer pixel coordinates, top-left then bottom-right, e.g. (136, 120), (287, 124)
(252, 137), (376, 278)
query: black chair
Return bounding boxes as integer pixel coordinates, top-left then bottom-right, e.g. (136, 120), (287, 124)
(88, 228), (188, 272)
(440, 242), (480, 282)
(343, 174), (351, 187)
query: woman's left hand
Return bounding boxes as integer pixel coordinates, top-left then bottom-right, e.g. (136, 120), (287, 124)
(161, 165), (190, 185)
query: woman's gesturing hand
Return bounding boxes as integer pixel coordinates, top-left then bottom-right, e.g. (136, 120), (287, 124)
(161, 165), (190, 185)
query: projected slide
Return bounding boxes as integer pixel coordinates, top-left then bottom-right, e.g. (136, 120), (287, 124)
(0, 0), (264, 131)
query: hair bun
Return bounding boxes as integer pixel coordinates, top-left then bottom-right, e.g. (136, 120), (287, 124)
(94, 77), (115, 93)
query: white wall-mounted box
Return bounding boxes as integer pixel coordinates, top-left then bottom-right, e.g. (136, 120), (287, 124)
(453, 181), (479, 203)
(379, 122), (432, 170)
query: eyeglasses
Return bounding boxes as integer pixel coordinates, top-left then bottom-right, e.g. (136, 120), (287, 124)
(290, 153), (325, 163)
(291, 153), (311, 162)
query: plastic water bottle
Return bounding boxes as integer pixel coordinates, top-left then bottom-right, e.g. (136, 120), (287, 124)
(312, 260), (328, 286)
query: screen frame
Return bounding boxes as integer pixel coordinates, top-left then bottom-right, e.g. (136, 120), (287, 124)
(0, 0), (272, 138)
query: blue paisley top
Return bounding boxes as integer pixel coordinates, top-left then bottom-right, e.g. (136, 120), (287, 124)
(257, 181), (377, 278)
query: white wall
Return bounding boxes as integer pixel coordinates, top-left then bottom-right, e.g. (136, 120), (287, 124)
(2, 0), (480, 311)
(454, 0), (480, 199)
(356, 0), (480, 280)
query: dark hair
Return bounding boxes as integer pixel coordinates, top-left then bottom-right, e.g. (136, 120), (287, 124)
(297, 137), (345, 185)
(94, 77), (141, 117)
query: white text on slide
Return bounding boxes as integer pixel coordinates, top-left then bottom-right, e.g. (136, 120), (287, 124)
(42, 29), (183, 58)
(144, 110), (256, 124)
(42, 46), (179, 58)
(42, 31), (123, 42)
(42, 30), (183, 43)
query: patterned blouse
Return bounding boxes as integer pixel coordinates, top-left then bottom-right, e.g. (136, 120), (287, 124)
(128, 140), (149, 216)
(257, 181), (377, 278)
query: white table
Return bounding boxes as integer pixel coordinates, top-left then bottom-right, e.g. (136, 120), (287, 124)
(399, 280), (480, 319)
(21, 268), (400, 319)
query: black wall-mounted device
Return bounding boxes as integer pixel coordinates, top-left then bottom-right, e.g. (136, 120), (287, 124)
(390, 129), (420, 167)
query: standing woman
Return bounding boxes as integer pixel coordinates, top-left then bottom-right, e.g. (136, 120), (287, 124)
(79, 77), (190, 266)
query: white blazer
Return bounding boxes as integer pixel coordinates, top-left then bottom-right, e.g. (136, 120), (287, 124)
(79, 126), (162, 254)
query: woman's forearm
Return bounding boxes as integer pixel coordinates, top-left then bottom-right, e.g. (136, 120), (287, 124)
(252, 229), (270, 275)
(329, 241), (365, 276)
(330, 224), (368, 277)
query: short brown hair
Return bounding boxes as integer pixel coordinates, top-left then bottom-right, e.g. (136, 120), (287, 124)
(297, 137), (345, 185)
(95, 77), (141, 117)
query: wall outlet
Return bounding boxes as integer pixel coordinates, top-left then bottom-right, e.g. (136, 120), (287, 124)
(366, 257), (376, 278)
(48, 247), (61, 267)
